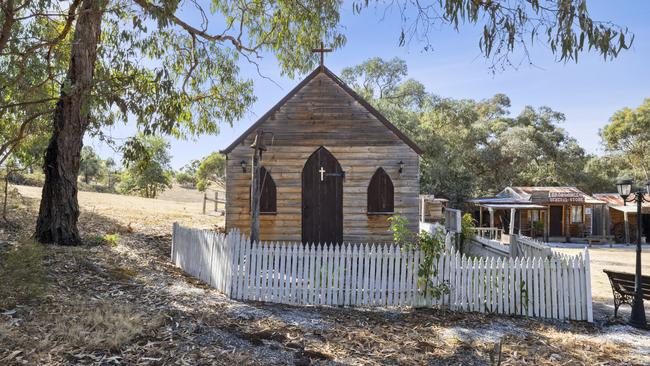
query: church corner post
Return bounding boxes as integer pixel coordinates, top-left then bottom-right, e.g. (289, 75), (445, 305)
(249, 129), (266, 243)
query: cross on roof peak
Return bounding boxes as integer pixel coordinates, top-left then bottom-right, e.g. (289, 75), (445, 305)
(311, 41), (332, 68)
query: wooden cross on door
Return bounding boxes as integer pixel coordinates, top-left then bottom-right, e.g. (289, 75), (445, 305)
(319, 167), (326, 181)
(311, 42), (332, 67)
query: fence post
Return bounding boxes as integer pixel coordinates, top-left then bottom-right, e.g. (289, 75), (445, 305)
(202, 192), (207, 214)
(171, 222), (177, 264)
(509, 234), (518, 258)
(584, 247), (593, 322)
(214, 191), (219, 212)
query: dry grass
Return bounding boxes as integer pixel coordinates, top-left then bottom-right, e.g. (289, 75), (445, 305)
(50, 301), (162, 350)
(0, 240), (49, 309)
(13, 184), (221, 233)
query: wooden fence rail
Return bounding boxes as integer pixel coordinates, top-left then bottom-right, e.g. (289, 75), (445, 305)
(171, 224), (593, 322)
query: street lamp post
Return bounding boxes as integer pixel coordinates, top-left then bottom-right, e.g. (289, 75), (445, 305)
(616, 179), (650, 329)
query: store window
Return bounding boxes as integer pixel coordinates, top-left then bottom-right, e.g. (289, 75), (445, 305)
(530, 210), (540, 222)
(571, 205), (583, 223)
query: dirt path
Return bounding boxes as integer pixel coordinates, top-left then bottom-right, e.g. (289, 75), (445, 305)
(1, 187), (649, 365)
(554, 246), (650, 319)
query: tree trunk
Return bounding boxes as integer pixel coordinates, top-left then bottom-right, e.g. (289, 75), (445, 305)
(35, 0), (105, 245)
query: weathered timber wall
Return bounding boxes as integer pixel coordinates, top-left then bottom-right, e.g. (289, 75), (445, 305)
(225, 72), (420, 242)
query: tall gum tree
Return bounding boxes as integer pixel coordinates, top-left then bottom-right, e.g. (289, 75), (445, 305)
(35, 0), (106, 244)
(32, 0), (345, 245)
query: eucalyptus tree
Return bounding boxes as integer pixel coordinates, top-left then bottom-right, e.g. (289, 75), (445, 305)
(119, 134), (172, 198)
(24, 0), (345, 245)
(601, 99), (650, 180)
(353, 0), (633, 71)
(342, 57), (593, 205)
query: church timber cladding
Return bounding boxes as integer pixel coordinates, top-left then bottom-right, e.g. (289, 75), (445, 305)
(222, 66), (422, 243)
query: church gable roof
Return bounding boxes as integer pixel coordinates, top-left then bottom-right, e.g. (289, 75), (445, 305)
(221, 66), (423, 155)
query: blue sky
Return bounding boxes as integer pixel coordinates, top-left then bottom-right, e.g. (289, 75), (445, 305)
(88, 1), (650, 170)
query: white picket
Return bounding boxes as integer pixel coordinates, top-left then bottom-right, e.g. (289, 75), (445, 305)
(513, 258), (520, 315)
(366, 244), (375, 306)
(387, 245), (395, 306)
(574, 258), (582, 320)
(545, 258), (552, 318)
(318, 244), (325, 304)
(584, 248), (593, 322)
(568, 258), (576, 320)
(562, 261), (570, 320)
(171, 225), (594, 322)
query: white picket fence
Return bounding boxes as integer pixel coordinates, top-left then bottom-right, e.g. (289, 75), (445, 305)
(171, 224), (593, 322)
(514, 235), (554, 259)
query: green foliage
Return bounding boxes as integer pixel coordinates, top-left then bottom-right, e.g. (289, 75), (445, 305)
(196, 152), (226, 191)
(460, 213), (476, 249)
(343, 57), (604, 204)
(79, 146), (103, 184)
(175, 171), (197, 188)
(0, 241), (49, 308)
(0, 8), (69, 167)
(532, 221), (544, 238)
(389, 215), (449, 300)
(352, 0), (632, 70)
(90, 0), (346, 142)
(118, 134), (172, 198)
(103, 233), (119, 248)
(601, 99), (650, 180)
(84, 233), (119, 247)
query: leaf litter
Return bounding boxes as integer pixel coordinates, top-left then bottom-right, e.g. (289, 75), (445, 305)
(0, 186), (648, 365)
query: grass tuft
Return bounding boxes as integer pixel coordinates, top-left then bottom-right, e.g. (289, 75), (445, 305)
(0, 240), (48, 309)
(52, 301), (161, 350)
(84, 233), (120, 247)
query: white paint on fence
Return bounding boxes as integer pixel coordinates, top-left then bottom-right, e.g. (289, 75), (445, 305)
(171, 223), (593, 322)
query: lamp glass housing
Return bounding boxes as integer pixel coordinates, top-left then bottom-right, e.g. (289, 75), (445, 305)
(398, 160), (404, 173)
(240, 160), (247, 172)
(617, 179), (633, 198)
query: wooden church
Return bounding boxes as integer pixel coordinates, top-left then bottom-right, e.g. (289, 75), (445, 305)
(221, 61), (422, 244)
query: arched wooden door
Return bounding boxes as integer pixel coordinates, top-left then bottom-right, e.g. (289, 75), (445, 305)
(302, 147), (343, 244)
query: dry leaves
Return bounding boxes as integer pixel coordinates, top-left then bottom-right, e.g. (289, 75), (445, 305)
(1, 186), (648, 365)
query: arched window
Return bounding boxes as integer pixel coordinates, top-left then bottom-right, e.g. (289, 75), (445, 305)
(367, 167), (394, 214)
(251, 166), (277, 214)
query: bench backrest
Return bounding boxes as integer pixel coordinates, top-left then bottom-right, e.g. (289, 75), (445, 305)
(603, 270), (650, 300)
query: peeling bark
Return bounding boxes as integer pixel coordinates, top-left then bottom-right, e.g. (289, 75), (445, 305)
(35, 0), (105, 245)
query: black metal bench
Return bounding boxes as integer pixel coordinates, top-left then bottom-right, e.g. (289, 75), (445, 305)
(603, 269), (650, 317)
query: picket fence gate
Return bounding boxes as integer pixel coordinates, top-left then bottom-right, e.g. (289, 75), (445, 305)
(171, 224), (593, 322)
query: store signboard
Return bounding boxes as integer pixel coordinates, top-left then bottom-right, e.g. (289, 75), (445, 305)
(531, 191), (585, 204)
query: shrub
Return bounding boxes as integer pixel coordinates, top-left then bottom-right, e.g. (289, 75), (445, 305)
(84, 233), (119, 247)
(103, 233), (119, 247)
(389, 215), (449, 300)
(175, 171), (196, 188)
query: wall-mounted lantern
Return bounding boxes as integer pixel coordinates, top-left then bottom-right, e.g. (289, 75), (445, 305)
(240, 160), (247, 173)
(398, 160), (404, 174)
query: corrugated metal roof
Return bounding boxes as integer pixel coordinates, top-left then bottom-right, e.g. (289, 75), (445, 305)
(593, 193), (650, 208)
(470, 186), (606, 205)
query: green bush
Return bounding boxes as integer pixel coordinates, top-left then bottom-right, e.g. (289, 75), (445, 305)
(103, 233), (120, 247)
(389, 215), (449, 301)
(85, 233), (120, 247)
